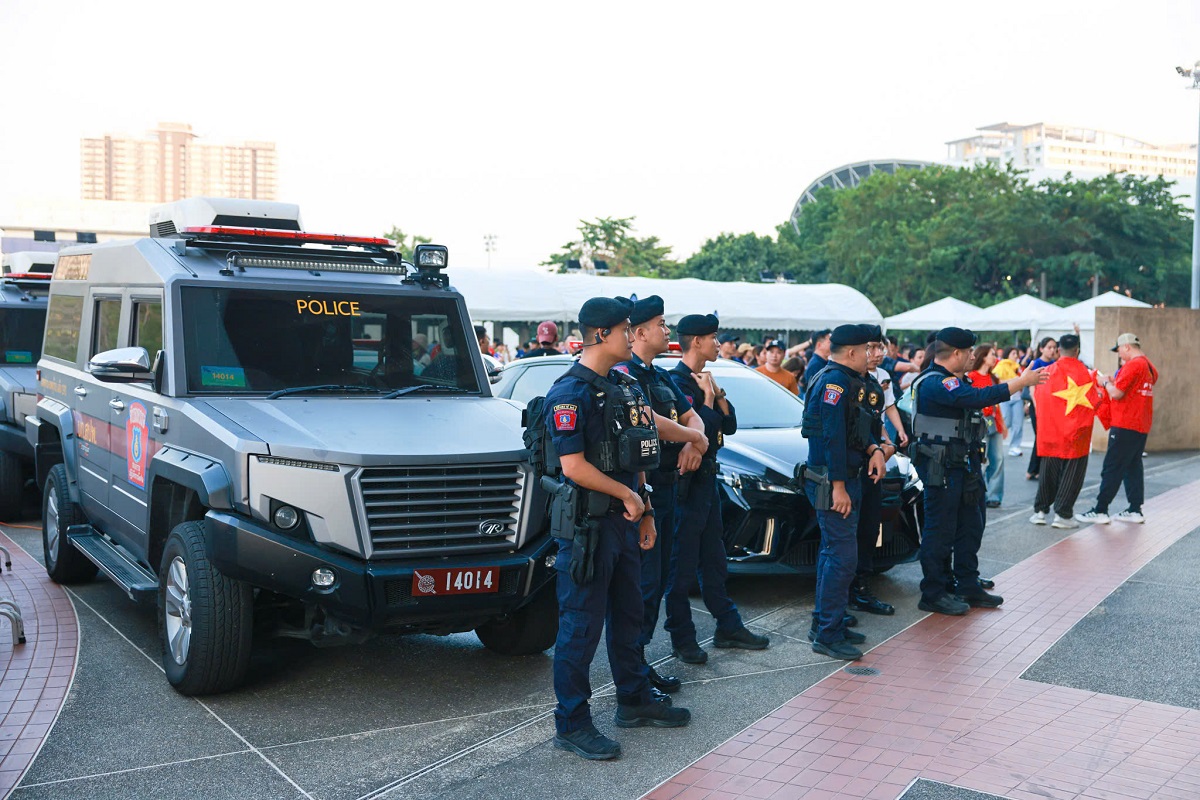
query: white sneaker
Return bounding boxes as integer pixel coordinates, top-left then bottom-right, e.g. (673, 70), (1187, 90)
(1113, 510), (1145, 524)
(1077, 510), (1111, 525)
(1051, 516), (1080, 529)
(1008, 448), (1022, 457)
(1029, 511), (1047, 525)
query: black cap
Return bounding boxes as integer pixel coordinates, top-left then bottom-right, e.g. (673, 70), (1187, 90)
(718, 332), (740, 344)
(830, 324), (875, 347)
(627, 295), (664, 326)
(677, 313), (720, 336)
(934, 327), (977, 349)
(1058, 334), (1081, 352)
(578, 296), (634, 329)
(763, 338), (785, 350)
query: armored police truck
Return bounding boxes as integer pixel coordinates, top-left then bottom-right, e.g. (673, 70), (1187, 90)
(28, 198), (556, 695)
(0, 263), (52, 519)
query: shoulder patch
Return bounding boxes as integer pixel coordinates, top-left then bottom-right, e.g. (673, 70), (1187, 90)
(613, 364), (630, 375)
(941, 377), (961, 391)
(823, 385), (844, 406)
(552, 403), (578, 431)
(685, 394), (694, 406)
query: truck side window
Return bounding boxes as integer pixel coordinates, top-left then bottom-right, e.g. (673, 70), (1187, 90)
(44, 294), (84, 362)
(91, 298), (122, 357)
(132, 301), (163, 357)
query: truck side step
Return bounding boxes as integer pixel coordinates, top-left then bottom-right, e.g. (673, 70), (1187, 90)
(66, 525), (158, 602)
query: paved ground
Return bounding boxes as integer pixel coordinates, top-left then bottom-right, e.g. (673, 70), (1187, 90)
(2, 443), (1199, 800)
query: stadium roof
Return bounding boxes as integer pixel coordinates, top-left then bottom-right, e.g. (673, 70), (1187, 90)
(790, 159), (933, 231)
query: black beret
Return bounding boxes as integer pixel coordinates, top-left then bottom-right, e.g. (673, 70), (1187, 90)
(677, 313), (719, 336)
(925, 331), (938, 344)
(865, 325), (884, 342)
(579, 296), (633, 329)
(830, 324), (874, 347)
(627, 295), (664, 326)
(934, 327), (977, 349)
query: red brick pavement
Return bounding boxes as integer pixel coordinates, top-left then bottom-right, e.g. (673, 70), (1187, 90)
(0, 528), (78, 799)
(644, 480), (1200, 800)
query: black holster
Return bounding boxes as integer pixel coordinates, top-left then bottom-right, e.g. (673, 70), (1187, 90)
(915, 442), (949, 488)
(540, 476), (609, 585)
(800, 463), (833, 511)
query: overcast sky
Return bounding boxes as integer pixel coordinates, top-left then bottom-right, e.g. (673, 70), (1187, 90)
(2, 0), (1198, 269)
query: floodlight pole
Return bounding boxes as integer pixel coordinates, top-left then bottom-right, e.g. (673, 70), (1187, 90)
(1186, 62), (1200, 309)
(483, 234), (498, 270)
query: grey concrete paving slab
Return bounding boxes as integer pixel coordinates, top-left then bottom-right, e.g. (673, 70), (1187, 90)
(10, 752), (305, 800)
(1023, 527), (1200, 710)
(900, 779), (1010, 799)
(16, 595), (247, 785)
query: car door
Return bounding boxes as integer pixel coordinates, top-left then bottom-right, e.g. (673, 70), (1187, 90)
(74, 293), (122, 516)
(106, 293), (163, 549)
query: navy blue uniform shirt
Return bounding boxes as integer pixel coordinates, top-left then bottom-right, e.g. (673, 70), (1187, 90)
(544, 365), (640, 493)
(804, 362), (876, 481)
(668, 363), (735, 455)
(803, 353), (828, 389)
(914, 362), (1012, 473)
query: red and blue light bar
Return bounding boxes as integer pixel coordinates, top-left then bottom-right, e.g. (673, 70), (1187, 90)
(181, 226), (393, 248)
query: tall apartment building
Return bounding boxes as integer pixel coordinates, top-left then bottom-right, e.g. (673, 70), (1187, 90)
(946, 122), (1197, 181)
(80, 122), (278, 203)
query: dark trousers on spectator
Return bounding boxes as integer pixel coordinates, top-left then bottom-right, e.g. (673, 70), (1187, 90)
(1026, 403), (1041, 477)
(1034, 455), (1088, 519)
(1093, 427), (1148, 514)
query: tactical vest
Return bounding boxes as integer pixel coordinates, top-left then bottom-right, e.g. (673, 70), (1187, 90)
(801, 364), (873, 450)
(567, 363), (661, 473)
(910, 371), (988, 470)
(630, 366), (682, 472)
(864, 372), (886, 440)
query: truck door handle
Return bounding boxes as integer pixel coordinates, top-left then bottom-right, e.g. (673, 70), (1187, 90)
(109, 398), (125, 412)
(74, 386), (88, 397)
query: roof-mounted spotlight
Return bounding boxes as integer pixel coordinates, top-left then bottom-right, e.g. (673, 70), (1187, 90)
(411, 244), (450, 288)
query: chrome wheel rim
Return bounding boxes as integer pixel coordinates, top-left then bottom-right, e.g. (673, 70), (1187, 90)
(46, 491), (59, 562)
(164, 556), (192, 666)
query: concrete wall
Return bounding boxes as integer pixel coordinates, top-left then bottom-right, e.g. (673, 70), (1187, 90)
(1092, 307), (1200, 453)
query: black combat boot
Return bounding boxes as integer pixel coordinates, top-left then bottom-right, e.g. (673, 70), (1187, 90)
(641, 646), (682, 692)
(848, 578), (895, 616)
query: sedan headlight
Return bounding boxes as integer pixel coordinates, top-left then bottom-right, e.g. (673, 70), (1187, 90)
(718, 470), (744, 490)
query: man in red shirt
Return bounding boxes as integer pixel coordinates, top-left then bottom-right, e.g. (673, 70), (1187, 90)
(1078, 333), (1158, 525)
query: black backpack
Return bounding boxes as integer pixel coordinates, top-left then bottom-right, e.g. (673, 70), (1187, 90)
(522, 396), (561, 479)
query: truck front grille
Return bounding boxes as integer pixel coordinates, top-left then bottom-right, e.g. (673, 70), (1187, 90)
(357, 463), (525, 558)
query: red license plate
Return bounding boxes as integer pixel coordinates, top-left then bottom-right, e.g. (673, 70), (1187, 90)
(412, 567), (500, 597)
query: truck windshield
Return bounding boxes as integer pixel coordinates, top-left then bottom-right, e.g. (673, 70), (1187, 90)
(0, 308), (46, 364)
(179, 287), (481, 395)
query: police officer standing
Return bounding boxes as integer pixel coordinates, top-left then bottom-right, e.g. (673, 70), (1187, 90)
(849, 328), (900, 617)
(618, 296), (709, 696)
(664, 314), (769, 664)
(911, 327), (1046, 615)
(543, 297), (690, 760)
(802, 324), (887, 660)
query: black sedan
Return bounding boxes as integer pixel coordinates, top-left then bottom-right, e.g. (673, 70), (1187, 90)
(492, 354), (923, 575)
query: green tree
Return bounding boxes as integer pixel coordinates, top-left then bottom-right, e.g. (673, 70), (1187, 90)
(542, 216), (678, 276)
(383, 226), (431, 260)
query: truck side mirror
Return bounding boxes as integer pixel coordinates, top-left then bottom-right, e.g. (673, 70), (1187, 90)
(89, 347), (156, 384)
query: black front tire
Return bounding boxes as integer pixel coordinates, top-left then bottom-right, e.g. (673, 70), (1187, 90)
(159, 520), (253, 695)
(42, 463), (98, 584)
(475, 580), (558, 656)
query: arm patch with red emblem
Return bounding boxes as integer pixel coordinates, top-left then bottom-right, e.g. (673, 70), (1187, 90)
(613, 364), (630, 375)
(823, 383), (844, 406)
(941, 377), (960, 391)
(553, 403), (578, 431)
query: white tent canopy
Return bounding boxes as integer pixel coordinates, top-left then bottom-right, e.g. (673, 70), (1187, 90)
(1039, 291), (1152, 331)
(884, 297), (983, 330)
(970, 295), (1064, 332)
(450, 268), (882, 330)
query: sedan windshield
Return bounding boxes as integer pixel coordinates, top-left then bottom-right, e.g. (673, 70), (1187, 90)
(179, 287), (480, 395)
(684, 367), (805, 429)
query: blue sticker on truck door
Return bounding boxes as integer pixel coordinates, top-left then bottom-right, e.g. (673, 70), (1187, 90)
(126, 402), (148, 488)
